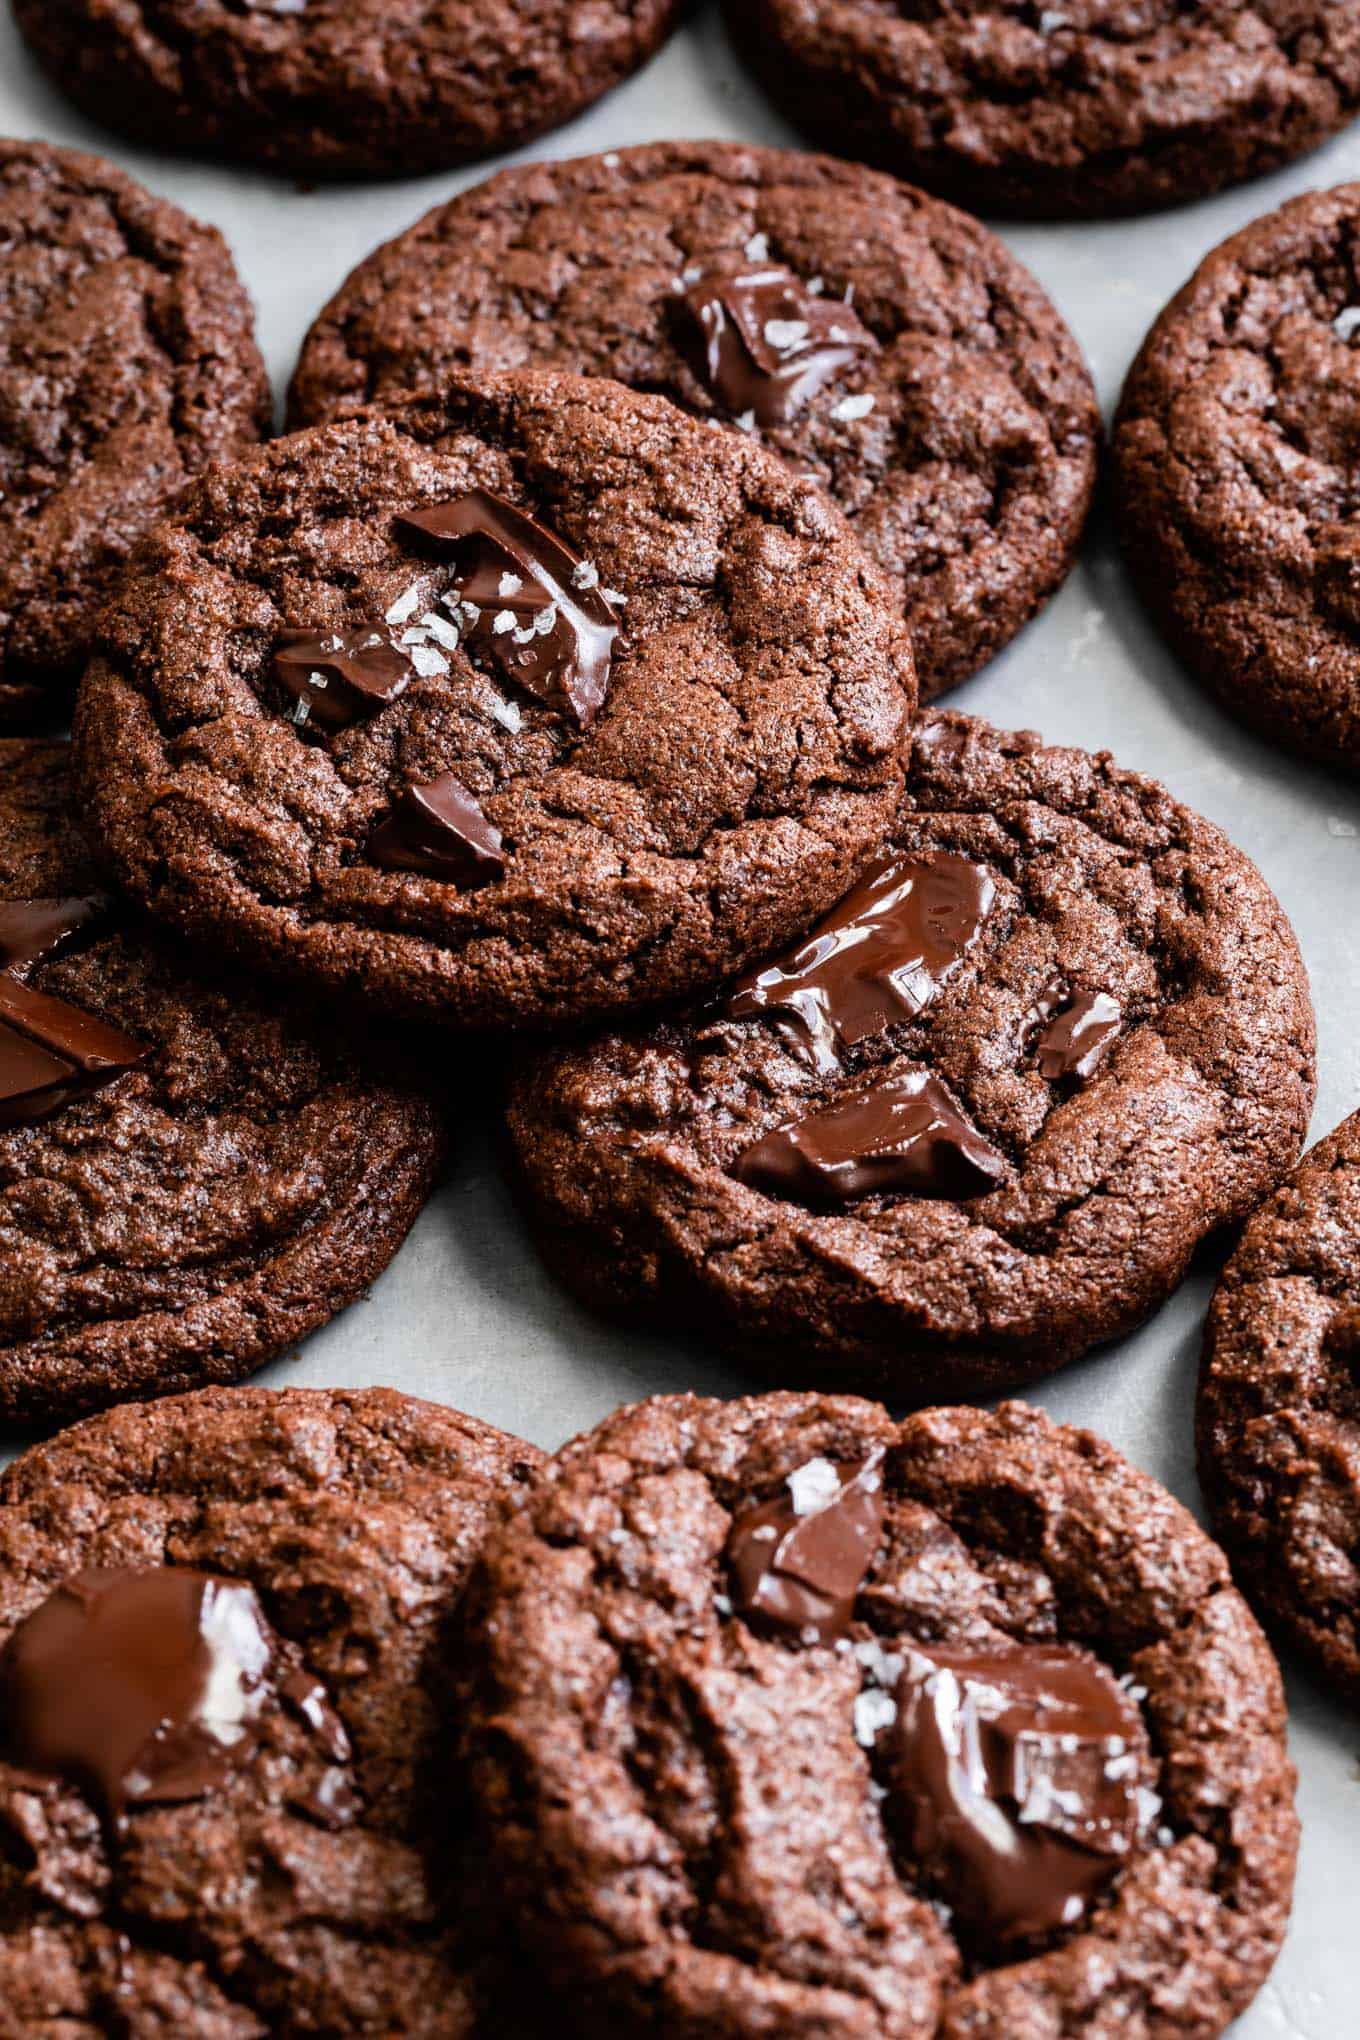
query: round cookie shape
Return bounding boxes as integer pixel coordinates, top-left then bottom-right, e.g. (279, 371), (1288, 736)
(724, 2), (1360, 220)
(10, 0), (683, 181)
(0, 140), (268, 730)
(506, 711), (1315, 1401)
(74, 371), (916, 1031)
(1198, 1111), (1360, 1706)
(288, 142), (1100, 700)
(459, 1392), (1298, 2039)
(0, 1386), (543, 2033)
(0, 739), (443, 1424)
(1115, 184), (1360, 771)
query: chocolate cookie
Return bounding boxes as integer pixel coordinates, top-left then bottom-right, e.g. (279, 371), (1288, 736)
(74, 370), (916, 1031)
(10, 0), (683, 181)
(288, 142), (1099, 700)
(459, 1391), (1298, 2038)
(1198, 1111), (1360, 1707)
(0, 739), (442, 1425)
(0, 140), (268, 731)
(725, 2), (1360, 220)
(507, 711), (1315, 1401)
(1114, 184), (1360, 771)
(0, 1384), (542, 2033)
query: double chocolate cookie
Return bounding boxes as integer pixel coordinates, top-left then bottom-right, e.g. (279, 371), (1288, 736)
(11, 0), (683, 180)
(75, 370), (915, 1031)
(0, 739), (442, 1424)
(0, 141), (268, 730)
(508, 711), (1315, 1401)
(289, 142), (1099, 699)
(0, 1385), (541, 2033)
(726, 2), (1360, 219)
(1199, 1111), (1360, 1708)
(1116, 184), (1360, 771)
(459, 1391), (1298, 2038)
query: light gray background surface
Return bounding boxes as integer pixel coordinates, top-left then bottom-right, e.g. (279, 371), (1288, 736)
(0, 9), (1354, 2032)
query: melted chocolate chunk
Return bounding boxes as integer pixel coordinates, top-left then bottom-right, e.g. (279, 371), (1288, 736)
(680, 264), (879, 427)
(886, 1640), (1143, 1942)
(734, 1068), (1007, 1208)
(0, 1566), (349, 1832)
(272, 626), (413, 732)
(728, 853), (995, 1072)
(0, 897), (106, 976)
(727, 1454), (885, 1644)
(397, 489), (618, 728)
(368, 771), (506, 886)
(1036, 983), (1123, 1083)
(0, 974), (145, 1130)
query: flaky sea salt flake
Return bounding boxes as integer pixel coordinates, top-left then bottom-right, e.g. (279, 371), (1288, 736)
(853, 1689), (897, 1748)
(409, 643), (449, 678)
(787, 1457), (841, 1515)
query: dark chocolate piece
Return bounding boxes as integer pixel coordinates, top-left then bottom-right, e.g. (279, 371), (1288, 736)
(733, 1068), (1006, 1207)
(0, 974), (145, 1130)
(728, 852), (995, 1072)
(397, 489), (618, 728)
(368, 771), (506, 886)
(727, 1453), (885, 1643)
(680, 264), (878, 427)
(0, 1565), (349, 1831)
(887, 1639), (1142, 1941)
(0, 897), (106, 976)
(1037, 985), (1122, 1083)
(272, 626), (413, 732)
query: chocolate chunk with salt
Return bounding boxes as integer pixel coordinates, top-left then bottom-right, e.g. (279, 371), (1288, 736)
(727, 1454), (885, 1644)
(0, 1566), (349, 1832)
(368, 771), (505, 886)
(272, 626), (413, 731)
(728, 852), (994, 1071)
(680, 264), (879, 427)
(733, 1067), (1006, 1207)
(887, 1639), (1143, 1941)
(397, 489), (618, 728)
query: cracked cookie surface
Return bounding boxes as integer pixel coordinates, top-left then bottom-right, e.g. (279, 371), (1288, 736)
(75, 370), (915, 1031)
(459, 1391), (1297, 2040)
(0, 740), (442, 1424)
(0, 1385), (543, 2035)
(1199, 1111), (1360, 1707)
(289, 142), (1098, 700)
(726, 1), (1360, 218)
(10, 0), (683, 180)
(1116, 184), (1360, 771)
(507, 711), (1315, 1400)
(0, 140), (267, 730)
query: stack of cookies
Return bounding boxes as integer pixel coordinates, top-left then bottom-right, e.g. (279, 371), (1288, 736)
(2, 1), (1360, 2029)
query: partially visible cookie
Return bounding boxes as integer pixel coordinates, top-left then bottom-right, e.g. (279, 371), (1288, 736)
(0, 1385), (543, 2033)
(10, 0), (684, 180)
(507, 711), (1315, 1401)
(75, 370), (915, 1031)
(289, 142), (1099, 700)
(459, 1391), (1298, 2039)
(725, 1), (1360, 219)
(1199, 1112), (1360, 1707)
(0, 140), (268, 731)
(0, 739), (443, 1424)
(1115, 184), (1360, 770)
